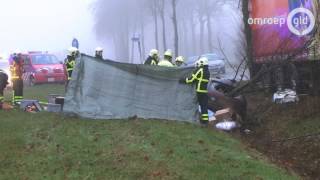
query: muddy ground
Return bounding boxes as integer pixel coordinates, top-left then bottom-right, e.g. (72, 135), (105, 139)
(234, 92), (320, 180)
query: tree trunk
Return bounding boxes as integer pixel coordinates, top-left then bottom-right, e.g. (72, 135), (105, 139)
(182, 19), (189, 57)
(123, 21), (130, 62)
(152, 2), (159, 50)
(190, 18), (197, 55)
(242, 0), (254, 77)
(159, 0), (167, 51)
(199, 16), (205, 54)
(140, 21), (146, 62)
(172, 0), (179, 57)
(114, 19), (130, 62)
(206, 12), (213, 52)
(113, 36), (120, 61)
(178, 20), (184, 56)
(113, 25), (125, 61)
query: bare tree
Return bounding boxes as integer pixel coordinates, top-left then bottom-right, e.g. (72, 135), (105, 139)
(205, 0), (225, 52)
(140, 20), (146, 61)
(241, 0), (254, 76)
(147, 0), (160, 50)
(206, 11), (214, 52)
(159, 0), (167, 51)
(93, 0), (138, 61)
(196, 0), (209, 54)
(171, 0), (179, 56)
(177, 0), (197, 56)
(198, 8), (206, 53)
(92, 0), (240, 63)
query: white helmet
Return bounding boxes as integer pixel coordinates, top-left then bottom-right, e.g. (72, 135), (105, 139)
(95, 47), (103, 52)
(149, 49), (159, 56)
(68, 47), (78, 56)
(68, 47), (77, 52)
(195, 57), (209, 67)
(164, 49), (173, 57)
(175, 56), (184, 63)
(13, 49), (21, 55)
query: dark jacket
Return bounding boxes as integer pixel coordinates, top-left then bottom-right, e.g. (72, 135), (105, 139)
(185, 65), (210, 93)
(144, 56), (158, 65)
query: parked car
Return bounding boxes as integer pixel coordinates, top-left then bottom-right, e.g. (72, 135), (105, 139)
(186, 53), (226, 77)
(9, 52), (67, 86)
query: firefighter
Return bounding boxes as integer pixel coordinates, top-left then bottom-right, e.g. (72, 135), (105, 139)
(10, 52), (24, 104)
(158, 50), (174, 67)
(175, 56), (185, 67)
(0, 69), (9, 109)
(144, 49), (159, 65)
(179, 57), (210, 125)
(95, 47), (104, 59)
(64, 47), (77, 62)
(65, 47), (77, 89)
(74, 48), (80, 59)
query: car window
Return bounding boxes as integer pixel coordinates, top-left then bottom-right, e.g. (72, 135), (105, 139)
(186, 56), (199, 64)
(201, 54), (223, 61)
(25, 57), (31, 65)
(0, 61), (9, 69)
(22, 55), (31, 65)
(31, 55), (59, 65)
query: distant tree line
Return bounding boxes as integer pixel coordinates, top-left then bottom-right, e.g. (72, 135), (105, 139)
(93, 0), (237, 62)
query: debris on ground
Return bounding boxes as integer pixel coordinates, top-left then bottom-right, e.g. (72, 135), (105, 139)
(21, 100), (42, 113)
(215, 121), (238, 131)
(215, 108), (232, 121)
(1, 102), (13, 110)
(207, 79), (247, 131)
(240, 92), (320, 179)
(273, 89), (299, 104)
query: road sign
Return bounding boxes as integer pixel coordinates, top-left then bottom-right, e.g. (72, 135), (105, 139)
(72, 38), (79, 49)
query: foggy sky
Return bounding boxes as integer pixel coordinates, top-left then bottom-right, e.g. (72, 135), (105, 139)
(0, 0), (112, 58)
(0, 0), (241, 62)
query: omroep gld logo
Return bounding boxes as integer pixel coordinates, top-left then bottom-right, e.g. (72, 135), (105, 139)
(248, 7), (316, 37)
(287, 8), (316, 36)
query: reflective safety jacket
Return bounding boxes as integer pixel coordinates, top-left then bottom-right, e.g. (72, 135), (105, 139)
(158, 59), (174, 67)
(185, 66), (210, 93)
(144, 56), (158, 65)
(10, 59), (23, 80)
(65, 58), (76, 80)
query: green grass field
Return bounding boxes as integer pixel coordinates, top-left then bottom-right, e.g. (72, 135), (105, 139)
(0, 85), (298, 180)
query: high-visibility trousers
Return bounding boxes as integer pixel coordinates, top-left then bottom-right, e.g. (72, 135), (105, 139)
(197, 93), (209, 122)
(0, 87), (4, 103)
(12, 79), (23, 103)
